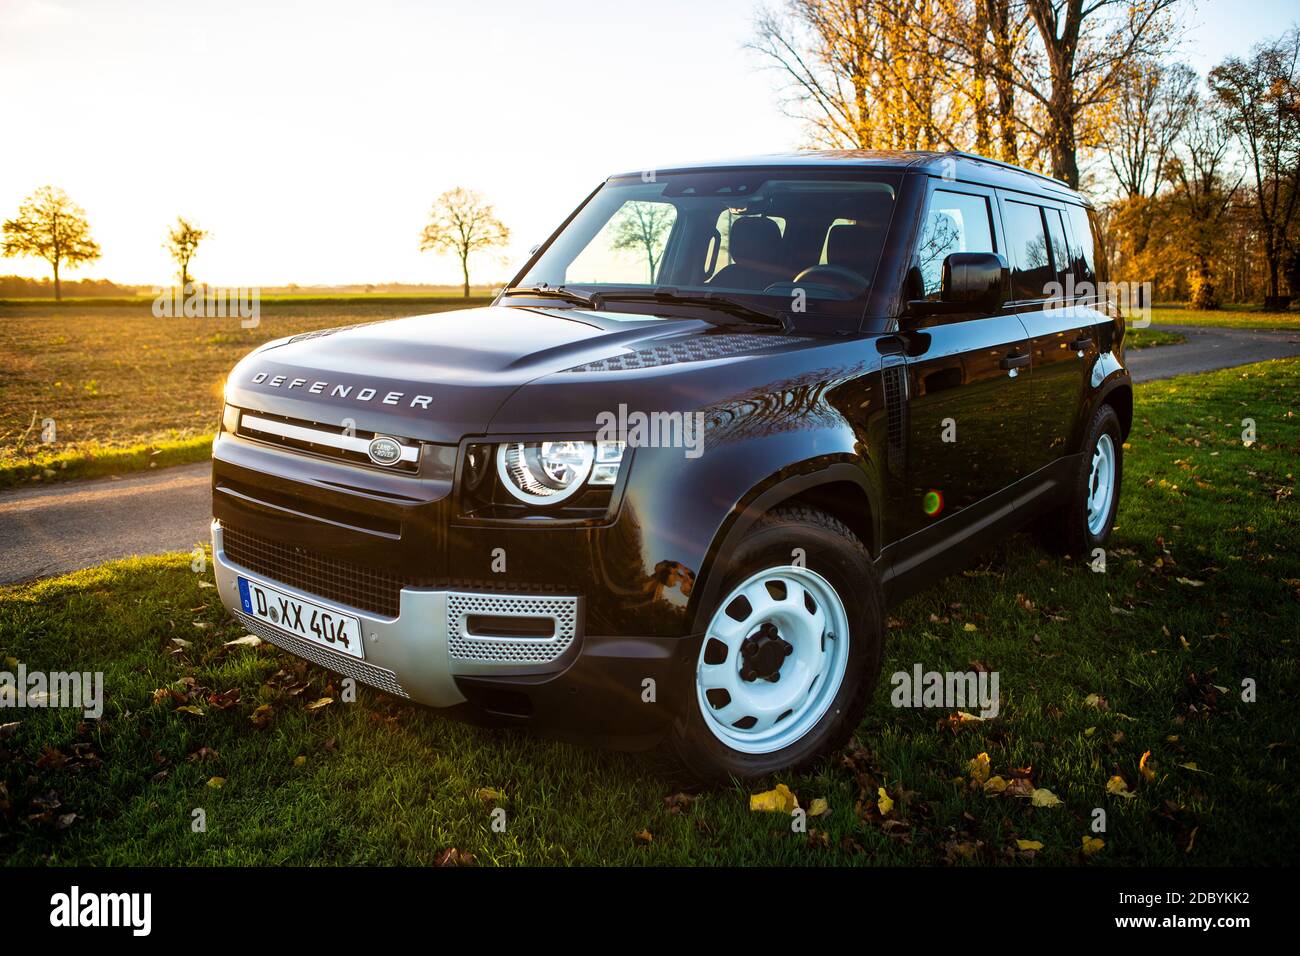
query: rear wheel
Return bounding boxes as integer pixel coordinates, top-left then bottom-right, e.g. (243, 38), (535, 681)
(1037, 403), (1124, 556)
(671, 506), (883, 782)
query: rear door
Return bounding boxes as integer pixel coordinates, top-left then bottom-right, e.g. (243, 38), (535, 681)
(899, 183), (1029, 540)
(996, 192), (1094, 475)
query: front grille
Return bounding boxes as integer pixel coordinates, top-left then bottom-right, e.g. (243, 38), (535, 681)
(236, 409), (420, 474)
(222, 524), (415, 618)
(235, 611), (409, 699)
(447, 592), (579, 664)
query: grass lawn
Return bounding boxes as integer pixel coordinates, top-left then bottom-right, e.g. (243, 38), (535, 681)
(1147, 305), (1300, 330)
(1, 358), (1296, 866)
(0, 298), (491, 489)
(1123, 327), (1186, 350)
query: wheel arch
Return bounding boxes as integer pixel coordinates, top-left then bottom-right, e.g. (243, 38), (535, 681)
(686, 461), (880, 634)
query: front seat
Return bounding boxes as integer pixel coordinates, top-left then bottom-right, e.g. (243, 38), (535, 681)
(709, 217), (787, 290)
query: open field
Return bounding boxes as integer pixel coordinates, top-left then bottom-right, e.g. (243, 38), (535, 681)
(1, 358), (1296, 865)
(0, 299), (1291, 489)
(0, 298), (490, 487)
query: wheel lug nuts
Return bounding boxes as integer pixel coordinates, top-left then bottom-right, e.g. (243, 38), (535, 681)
(741, 643), (757, 658)
(769, 672), (780, 682)
(781, 640), (793, 655)
(741, 667), (756, 682)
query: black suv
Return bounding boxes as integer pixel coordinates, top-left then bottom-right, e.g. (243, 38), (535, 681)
(212, 151), (1130, 779)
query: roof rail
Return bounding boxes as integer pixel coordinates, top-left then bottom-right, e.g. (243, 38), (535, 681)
(944, 150), (1070, 188)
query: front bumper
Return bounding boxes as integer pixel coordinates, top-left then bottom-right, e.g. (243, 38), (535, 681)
(212, 520), (692, 746)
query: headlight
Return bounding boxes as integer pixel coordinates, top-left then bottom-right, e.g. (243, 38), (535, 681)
(495, 440), (625, 506)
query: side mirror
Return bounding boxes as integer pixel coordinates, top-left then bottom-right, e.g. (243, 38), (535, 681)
(942, 252), (1010, 311)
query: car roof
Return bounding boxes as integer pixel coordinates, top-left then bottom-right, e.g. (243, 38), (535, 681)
(612, 150), (1087, 205)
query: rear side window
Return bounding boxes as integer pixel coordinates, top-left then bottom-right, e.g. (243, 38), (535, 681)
(914, 189), (996, 298)
(1065, 204), (1099, 285)
(1045, 208), (1071, 289)
(1002, 200), (1052, 301)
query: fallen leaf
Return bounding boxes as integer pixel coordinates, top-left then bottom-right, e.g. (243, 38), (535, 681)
(433, 847), (476, 867)
(877, 787), (894, 816)
(1016, 839), (1044, 851)
(633, 829), (653, 845)
(1107, 775), (1137, 799)
(968, 752), (991, 784)
(1031, 788), (1063, 807)
(1175, 577), (1206, 587)
(809, 797), (830, 818)
(293, 755), (307, 767)
(1082, 835), (1105, 856)
(174, 704), (204, 717)
(224, 635), (262, 648)
(749, 783), (799, 813)
(305, 697), (334, 711)
(984, 775), (1008, 795)
(250, 704), (273, 728)
(475, 787), (506, 804)
(664, 792), (695, 814)
(1139, 750), (1155, 782)
(206, 776), (226, 789)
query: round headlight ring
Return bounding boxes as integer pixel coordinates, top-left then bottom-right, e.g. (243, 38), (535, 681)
(496, 440), (595, 505)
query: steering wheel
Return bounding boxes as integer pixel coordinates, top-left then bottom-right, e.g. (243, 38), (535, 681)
(784, 264), (865, 296)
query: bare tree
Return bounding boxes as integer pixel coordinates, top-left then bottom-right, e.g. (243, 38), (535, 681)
(1210, 28), (1300, 305)
(419, 187), (510, 297)
(611, 202), (675, 282)
(164, 217), (208, 290)
(1, 186), (101, 301)
(1108, 60), (1197, 201)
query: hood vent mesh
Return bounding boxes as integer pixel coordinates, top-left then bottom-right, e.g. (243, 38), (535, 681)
(564, 333), (804, 373)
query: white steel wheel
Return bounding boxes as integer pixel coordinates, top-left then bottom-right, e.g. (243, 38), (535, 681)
(694, 565), (851, 755)
(1087, 432), (1116, 536)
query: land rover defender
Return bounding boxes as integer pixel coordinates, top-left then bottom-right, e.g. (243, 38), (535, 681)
(212, 151), (1131, 779)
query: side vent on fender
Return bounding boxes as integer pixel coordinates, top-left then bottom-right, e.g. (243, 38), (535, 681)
(882, 362), (908, 479)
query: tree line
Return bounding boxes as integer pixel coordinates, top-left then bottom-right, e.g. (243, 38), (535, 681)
(0, 184), (512, 301)
(754, 1), (1300, 309)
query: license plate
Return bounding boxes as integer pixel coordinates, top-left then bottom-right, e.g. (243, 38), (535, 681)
(237, 576), (364, 659)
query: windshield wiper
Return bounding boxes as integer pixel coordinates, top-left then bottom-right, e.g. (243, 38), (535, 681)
(595, 288), (790, 329)
(501, 284), (599, 308)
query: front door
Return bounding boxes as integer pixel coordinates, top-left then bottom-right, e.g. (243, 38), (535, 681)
(899, 184), (1029, 540)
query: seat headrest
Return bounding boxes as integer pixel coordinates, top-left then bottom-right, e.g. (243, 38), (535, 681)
(827, 224), (879, 269)
(730, 216), (782, 266)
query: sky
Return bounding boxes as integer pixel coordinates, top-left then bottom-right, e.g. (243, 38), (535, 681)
(0, 0), (1294, 288)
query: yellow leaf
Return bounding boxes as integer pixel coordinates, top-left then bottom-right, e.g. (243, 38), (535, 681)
(963, 622), (978, 632)
(476, 787), (506, 804)
(634, 829), (653, 845)
(250, 704), (273, 727)
(1084, 726), (1096, 736)
(954, 711), (986, 723)
(293, 755), (307, 767)
(749, 783), (799, 814)
(174, 704), (204, 717)
(1139, 750), (1155, 782)
(809, 797), (830, 818)
(1082, 835), (1105, 856)
(1016, 839), (1044, 851)
(1107, 775), (1136, 799)
(206, 776), (225, 789)
(1031, 788), (1063, 807)
(877, 787), (894, 816)
(305, 697), (334, 711)
(968, 752), (991, 784)
(984, 775), (1008, 795)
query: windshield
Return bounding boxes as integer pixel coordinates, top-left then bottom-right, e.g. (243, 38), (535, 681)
(511, 169), (900, 327)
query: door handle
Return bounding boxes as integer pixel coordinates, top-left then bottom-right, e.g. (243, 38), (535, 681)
(1070, 336), (1093, 351)
(1000, 352), (1030, 370)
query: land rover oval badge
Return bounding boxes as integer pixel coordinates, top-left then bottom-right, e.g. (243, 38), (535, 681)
(367, 436), (402, 466)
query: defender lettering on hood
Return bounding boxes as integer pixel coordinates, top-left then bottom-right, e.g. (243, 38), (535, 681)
(248, 371), (432, 409)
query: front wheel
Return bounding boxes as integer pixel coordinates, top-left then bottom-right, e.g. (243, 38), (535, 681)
(670, 507), (883, 782)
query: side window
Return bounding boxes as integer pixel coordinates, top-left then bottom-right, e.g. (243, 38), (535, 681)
(1065, 204), (1098, 285)
(567, 200), (678, 285)
(1045, 208), (1071, 291)
(914, 189), (995, 298)
(1002, 200), (1052, 301)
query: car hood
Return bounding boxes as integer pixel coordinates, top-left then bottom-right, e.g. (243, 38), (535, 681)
(223, 304), (836, 444)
